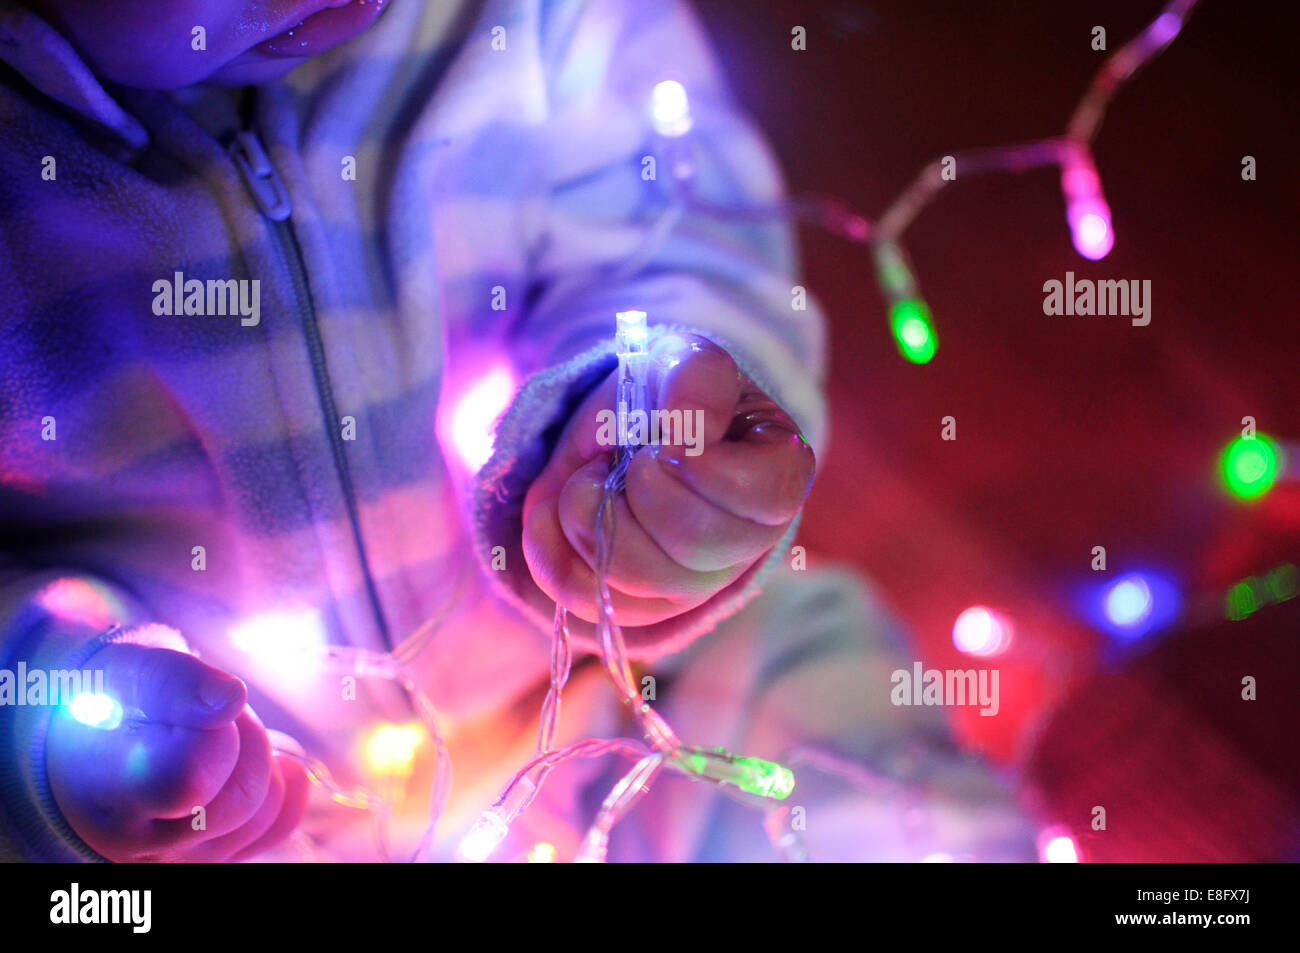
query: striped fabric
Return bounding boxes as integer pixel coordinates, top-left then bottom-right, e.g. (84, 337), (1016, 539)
(0, 0), (828, 860)
(0, 0), (1033, 862)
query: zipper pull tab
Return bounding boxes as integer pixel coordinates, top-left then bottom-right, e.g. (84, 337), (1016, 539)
(230, 131), (292, 222)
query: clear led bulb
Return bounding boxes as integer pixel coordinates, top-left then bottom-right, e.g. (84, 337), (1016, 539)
(457, 776), (537, 862)
(615, 310), (650, 457)
(651, 81), (692, 138)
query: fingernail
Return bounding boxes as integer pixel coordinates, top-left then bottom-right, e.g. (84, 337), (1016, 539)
(746, 420), (802, 445)
(200, 676), (243, 710)
(655, 446), (685, 469)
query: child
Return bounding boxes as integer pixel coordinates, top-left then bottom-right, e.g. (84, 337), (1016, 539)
(0, 0), (1031, 861)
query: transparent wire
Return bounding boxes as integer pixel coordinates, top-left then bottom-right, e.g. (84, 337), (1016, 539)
(265, 0), (1201, 862)
(669, 0), (1200, 298)
(574, 753), (665, 862)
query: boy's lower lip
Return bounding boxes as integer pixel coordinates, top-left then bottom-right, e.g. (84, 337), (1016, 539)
(254, 0), (388, 59)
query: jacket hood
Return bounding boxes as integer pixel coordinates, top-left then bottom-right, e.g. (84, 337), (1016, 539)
(0, 1), (147, 151)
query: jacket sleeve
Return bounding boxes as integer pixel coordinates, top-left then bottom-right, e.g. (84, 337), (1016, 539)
(473, 0), (826, 657)
(0, 566), (149, 861)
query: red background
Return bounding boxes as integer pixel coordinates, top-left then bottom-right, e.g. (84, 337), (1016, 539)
(693, 0), (1300, 860)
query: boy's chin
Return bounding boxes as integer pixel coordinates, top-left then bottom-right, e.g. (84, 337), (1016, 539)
(199, 54), (309, 88)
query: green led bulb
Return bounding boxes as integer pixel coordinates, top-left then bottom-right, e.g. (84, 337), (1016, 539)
(1220, 434), (1281, 500)
(731, 755), (797, 800)
(675, 748), (796, 800)
(889, 298), (937, 364)
(1225, 580), (1261, 621)
(1266, 564), (1299, 603)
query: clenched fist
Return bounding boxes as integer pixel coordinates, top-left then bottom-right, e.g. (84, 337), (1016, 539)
(523, 333), (815, 636)
(47, 641), (308, 862)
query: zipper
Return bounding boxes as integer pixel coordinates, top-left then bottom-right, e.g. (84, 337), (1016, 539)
(230, 129), (395, 652)
(230, 132), (291, 221)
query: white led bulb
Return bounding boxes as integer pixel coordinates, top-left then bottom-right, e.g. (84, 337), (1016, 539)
(458, 809), (509, 863)
(457, 776), (537, 862)
(615, 310), (650, 456)
(651, 80), (692, 138)
(68, 692), (124, 730)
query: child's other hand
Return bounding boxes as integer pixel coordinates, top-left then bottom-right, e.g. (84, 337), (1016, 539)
(46, 644), (309, 862)
(523, 333), (815, 627)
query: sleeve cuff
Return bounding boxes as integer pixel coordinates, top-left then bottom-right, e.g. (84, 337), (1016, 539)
(0, 574), (158, 862)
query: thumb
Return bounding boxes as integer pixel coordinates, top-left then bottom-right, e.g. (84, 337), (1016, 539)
(90, 643), (246, 729)
(648, 333), (742, 455)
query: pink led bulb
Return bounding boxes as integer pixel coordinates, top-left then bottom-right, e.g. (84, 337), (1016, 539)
(952, 605), (1013, 657)
(1068, 202), (1114, 261)
(1037, 824), (1082, 863)
(1061, 150), (1114, 260)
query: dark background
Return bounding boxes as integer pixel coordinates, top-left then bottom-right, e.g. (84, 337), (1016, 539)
(692, 0), (1300, 860)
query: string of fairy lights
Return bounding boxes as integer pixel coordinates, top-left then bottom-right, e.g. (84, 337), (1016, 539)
(65, 0), (1227, 863)
(442, 0), (1208, 863)
(673, 0), (1202, 366)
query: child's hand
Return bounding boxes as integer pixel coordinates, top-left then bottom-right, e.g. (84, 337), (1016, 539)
(46, 644), (309, 862)
(523, 333), (815, 628)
